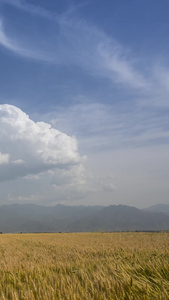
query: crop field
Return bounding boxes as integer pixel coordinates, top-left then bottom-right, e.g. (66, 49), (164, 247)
(0, 232), (169, 299)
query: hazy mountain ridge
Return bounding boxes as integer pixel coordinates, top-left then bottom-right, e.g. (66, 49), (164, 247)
(0, 203), (103, 233)
(0, 203), (169, 233)
(144, 204), (169, 215)
(68, 205), (169, 232)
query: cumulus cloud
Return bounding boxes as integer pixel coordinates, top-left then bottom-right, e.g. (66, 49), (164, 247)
(0, 105), (116, 204)
(0, 104), (81, 182)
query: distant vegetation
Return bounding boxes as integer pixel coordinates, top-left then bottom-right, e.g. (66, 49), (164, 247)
(0, 232), (169, 299)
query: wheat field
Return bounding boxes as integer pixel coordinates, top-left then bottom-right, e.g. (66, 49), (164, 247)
(0, 232), (169, 299)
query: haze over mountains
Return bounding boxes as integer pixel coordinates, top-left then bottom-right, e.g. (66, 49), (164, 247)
(0, 203), (169, 233)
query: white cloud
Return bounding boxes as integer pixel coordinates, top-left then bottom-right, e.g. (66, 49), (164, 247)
(13, 159), (24, 164)
(0, 152), (9, 165)
(7, 193), (43, 204)
(0, 104), (81, 182)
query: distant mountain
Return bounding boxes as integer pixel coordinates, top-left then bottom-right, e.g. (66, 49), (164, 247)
(0, 203), (103, 233)
(0, 203), (169, 233)
(67, 205), (169, 232)
(144, 204), (169, 215)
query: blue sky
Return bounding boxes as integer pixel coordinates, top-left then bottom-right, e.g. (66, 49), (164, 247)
(0, 0), (169, 208)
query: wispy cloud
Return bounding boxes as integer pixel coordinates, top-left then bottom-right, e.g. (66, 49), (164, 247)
(0, 0), (53, 20)
(46, 98), (169, 154)
(56, 17), (147, 90)
(0, 0), (148, 90)
(98, 43), (147, 89)
(0, 0), (89, 20)
(0, 19), (50, 60)
(1, 0), (169, 101)
(0, 19), (21, 52)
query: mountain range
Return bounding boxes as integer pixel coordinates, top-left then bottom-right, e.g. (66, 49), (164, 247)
(0, 203), (169, 233)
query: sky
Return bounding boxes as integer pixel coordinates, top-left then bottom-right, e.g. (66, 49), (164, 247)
(0, 0), (169, 208)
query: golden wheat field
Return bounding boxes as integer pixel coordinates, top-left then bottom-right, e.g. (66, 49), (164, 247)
(0, 232), (169, 299)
